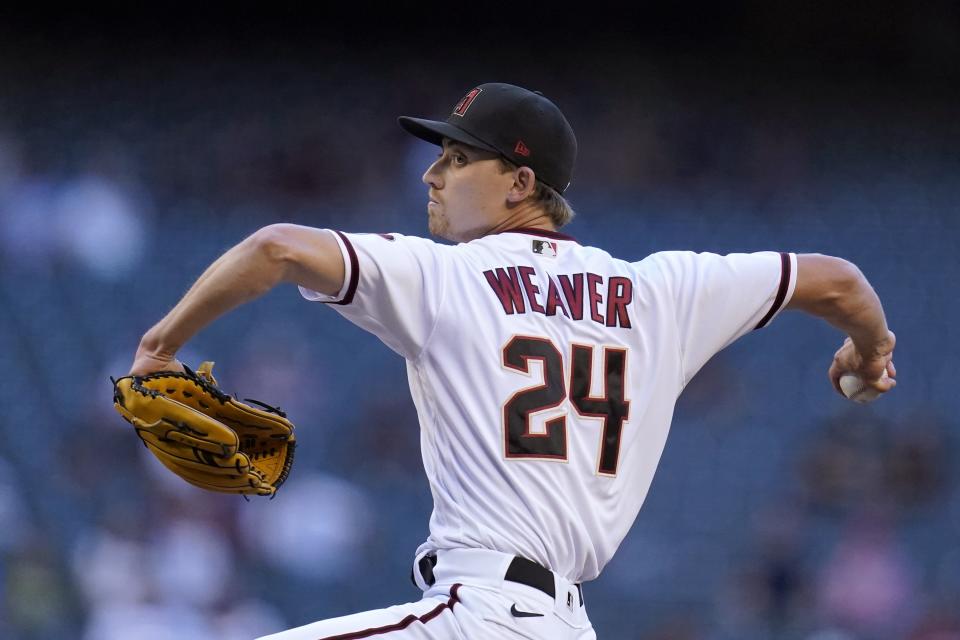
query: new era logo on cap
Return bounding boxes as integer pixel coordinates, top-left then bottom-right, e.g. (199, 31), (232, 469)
(514, 140), (530, 157)
(452, 88), (482, 117)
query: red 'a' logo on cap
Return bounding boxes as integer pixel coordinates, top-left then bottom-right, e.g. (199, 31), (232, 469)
(452, 88), (482, 117)
(514, 140), (531, 157)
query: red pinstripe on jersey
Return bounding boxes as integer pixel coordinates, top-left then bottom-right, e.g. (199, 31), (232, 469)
(331, 231), (360, 306)
(496, 227), (579, 243)
(754, 252), (791, 329)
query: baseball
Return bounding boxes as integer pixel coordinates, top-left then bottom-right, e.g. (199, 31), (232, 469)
(839, 371), (887, 403)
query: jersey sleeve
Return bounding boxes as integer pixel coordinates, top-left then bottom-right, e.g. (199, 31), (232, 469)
(298, 231), (448, 360)
(648, 250), (797, 384)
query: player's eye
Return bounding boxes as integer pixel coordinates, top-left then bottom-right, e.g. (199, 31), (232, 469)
(436, 149), (467, 166)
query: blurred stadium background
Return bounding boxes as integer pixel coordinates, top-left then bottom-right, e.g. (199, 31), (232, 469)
(1, 4), (958, 639)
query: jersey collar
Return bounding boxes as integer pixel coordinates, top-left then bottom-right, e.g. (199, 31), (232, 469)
(495, 227), (580, 244)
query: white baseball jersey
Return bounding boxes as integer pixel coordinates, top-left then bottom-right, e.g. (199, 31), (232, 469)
(300, 227), (796, 584)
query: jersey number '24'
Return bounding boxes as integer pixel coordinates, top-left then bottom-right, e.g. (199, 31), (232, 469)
(502, 336), (630, 476)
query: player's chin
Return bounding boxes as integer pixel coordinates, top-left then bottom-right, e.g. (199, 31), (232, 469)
(427, 211), (449, 239)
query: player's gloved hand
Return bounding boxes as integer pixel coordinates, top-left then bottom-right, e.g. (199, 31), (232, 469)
(828, 330), (897, 396)
(113, 361), (297, 496)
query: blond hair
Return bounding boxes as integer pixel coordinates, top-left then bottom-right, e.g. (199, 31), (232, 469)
(497, 158), (576, 228)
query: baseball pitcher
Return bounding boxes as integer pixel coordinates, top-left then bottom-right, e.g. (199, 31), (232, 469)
(120, 83), (896, 639)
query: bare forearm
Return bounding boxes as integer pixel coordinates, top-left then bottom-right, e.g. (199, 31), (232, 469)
(788, 254), (893, 355)
(130, 225), (343, 376)
(819, 270), (891, 356)
(141, 230), (286, 355)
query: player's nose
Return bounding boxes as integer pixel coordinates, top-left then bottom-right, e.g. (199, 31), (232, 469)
(422, 160), (443, 189)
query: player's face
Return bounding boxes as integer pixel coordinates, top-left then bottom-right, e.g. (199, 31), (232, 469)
(421, 139), (516, 242)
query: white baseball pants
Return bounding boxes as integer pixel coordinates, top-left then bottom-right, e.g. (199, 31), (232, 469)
(256, 547), (597, 639)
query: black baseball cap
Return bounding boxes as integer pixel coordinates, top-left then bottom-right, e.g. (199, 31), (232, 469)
(398, 83), (578, 194)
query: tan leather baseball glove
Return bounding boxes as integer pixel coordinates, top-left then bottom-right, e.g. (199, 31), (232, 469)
(112, 362), (296, 496)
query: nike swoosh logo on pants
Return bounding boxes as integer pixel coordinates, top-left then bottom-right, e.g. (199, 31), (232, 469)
(510, 604), (544, 618)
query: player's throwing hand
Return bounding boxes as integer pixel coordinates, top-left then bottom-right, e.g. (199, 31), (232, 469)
(828, 332), (897, 397)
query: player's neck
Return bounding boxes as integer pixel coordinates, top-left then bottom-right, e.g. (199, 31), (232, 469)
(485, 205), (556, 237)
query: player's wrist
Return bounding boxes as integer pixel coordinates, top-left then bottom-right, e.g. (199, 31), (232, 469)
(138, 325), (181, 362)
(851, 328), (895, 361)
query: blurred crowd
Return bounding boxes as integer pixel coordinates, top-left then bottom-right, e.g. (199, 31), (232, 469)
(1, 28), (959, 640)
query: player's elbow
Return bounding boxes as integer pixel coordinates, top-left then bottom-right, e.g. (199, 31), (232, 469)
(249, 224), (301, 266)
(787, 254), (866, 315)
(249, 223), (345, 294)
(815, 255), (864, 304)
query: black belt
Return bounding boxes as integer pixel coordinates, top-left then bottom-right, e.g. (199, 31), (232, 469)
(413, 553), (583, 606)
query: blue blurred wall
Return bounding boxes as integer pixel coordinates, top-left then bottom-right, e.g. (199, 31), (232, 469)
(1, 10), (958, 639)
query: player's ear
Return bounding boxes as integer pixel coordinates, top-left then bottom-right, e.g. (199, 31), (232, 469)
(506, 166), (537, 204)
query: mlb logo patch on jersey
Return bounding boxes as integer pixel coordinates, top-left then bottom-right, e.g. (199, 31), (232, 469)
(532, 240), (558, 258)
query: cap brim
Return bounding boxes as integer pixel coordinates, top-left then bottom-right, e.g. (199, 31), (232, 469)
(397, 117), (500, 154)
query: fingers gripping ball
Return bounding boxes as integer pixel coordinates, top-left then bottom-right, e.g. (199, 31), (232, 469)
(112, 362), (296, 496)
(838, 371), (889, 404)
